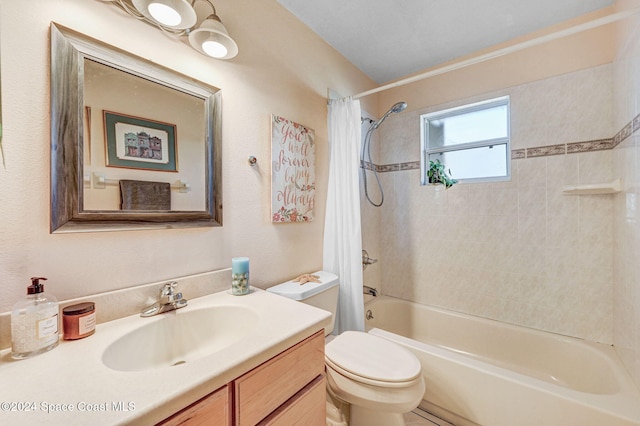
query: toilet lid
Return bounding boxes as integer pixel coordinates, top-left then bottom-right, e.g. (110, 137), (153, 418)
(325, 331), (421, 384)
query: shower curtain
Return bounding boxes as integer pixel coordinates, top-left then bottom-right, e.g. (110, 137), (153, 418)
(323, 97), (364, 334)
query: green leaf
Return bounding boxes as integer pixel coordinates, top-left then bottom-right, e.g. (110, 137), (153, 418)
(427, 158), (457, 189)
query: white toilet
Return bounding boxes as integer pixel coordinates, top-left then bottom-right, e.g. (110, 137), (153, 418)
(268, 271), (425, 426)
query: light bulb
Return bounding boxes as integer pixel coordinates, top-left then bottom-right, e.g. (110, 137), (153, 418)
(148, 3), (182, 27)
(202, 41), (228, 58)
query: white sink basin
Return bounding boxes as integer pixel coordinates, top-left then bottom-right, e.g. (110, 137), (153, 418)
(102, 306), (259, 372)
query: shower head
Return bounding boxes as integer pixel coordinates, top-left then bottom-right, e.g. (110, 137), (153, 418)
(389, 101), (408, 114)
(371, 101), (407, 129)
(362, 101), (408, 207)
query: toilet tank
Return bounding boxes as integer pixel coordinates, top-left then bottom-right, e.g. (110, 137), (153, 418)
(267, 271), (339, 336)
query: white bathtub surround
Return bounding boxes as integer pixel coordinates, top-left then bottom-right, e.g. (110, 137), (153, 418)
(324, 98), (365, 333)
(364, 64), (616, 344)
(366, 296), (640, 426)
(376, 151), (614, 343)
(362, 12), (640, 391)
(613, 3), (640, 391)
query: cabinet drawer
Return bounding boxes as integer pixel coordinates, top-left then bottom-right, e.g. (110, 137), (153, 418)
(235, 330), (325, 426)
(158, 384), (230, 426)
(258, 374), (326, 426)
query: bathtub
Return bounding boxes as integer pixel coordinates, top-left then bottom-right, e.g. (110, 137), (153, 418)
(364, 296), (640, 426)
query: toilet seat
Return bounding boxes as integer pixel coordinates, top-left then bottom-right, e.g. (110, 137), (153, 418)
(325, 331), (422, 388)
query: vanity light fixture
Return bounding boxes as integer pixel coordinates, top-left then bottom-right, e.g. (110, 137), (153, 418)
(132, 0), (197, 29)
(101, 0), (238, 59)
(188, 11), (238, 59)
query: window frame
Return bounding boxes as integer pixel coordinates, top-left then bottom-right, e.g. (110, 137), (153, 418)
(420, 96), (511, 185)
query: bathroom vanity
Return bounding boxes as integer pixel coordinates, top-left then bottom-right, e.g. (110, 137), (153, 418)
(0, 288), (331, 425)
(160, 331), (325, 425)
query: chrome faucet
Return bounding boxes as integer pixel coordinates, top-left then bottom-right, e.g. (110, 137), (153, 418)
(140, 281), (188, 317)
(363, 285), (378, 297)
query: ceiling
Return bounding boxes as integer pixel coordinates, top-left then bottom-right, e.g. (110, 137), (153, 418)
(276, 0), (615, 84)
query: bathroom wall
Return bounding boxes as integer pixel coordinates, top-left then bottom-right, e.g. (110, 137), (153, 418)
(360, 6), (615, 300)
(613, 0), (640, 389)
(0, 0), (376, 315)
(374, 66), (615, 343)
(363, 13), (620, 343)
(361, 0), (640, 390)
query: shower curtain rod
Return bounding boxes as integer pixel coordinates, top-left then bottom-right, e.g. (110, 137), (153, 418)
(349, 7), (640, 100)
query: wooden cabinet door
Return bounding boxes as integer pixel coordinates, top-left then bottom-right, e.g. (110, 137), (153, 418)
(158, 385), (231, 426)
(234, 331), (325, 426)
(258, 374), (326, 426)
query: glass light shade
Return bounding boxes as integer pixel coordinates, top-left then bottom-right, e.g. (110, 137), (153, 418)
(188, 17), (238, 59)
(132, 0), (197, 30)
(148, 3), (182, 27)
(202, 40), (228, 58)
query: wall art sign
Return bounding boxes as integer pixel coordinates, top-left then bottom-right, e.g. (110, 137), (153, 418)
(104, 111), (177, 172)
(271, 115), (315, 223)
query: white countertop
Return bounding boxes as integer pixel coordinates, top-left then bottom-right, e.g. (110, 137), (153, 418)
(0, 289), (330, 425)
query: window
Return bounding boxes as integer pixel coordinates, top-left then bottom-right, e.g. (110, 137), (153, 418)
(420, 96), (510, 184)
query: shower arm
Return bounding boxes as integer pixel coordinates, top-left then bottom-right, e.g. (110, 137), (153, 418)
(361, 101), (407, 207)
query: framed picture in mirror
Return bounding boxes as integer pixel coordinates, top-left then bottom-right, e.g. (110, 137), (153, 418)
(104, 111), (178, 172)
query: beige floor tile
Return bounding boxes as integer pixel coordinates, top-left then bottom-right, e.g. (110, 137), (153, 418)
(404, 408), (456, 426)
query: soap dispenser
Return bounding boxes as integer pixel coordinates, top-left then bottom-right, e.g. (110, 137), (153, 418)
(11, 277), (60, 359)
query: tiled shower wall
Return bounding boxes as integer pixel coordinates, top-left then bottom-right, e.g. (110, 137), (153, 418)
(613, 11), (640, 388)
(366, 64), (616, 343)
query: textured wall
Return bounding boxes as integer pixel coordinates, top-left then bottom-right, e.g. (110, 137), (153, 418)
(613, 0), (640, 390)
(368, 61), (616, 342)
(0, 0), (375, 314)
(358, 1), (640, 389)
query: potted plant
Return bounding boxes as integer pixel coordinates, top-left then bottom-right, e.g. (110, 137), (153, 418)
(427, 159), (458, 188)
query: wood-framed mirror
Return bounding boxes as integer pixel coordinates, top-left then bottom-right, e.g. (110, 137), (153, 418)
(50, 23), (222, 233)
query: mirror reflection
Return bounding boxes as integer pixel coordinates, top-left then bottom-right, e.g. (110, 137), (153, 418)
(50, 24), (222, 233)
(83, 59), (205, 211)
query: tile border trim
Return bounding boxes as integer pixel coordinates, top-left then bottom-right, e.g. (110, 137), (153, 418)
(366, 112), (640, 172)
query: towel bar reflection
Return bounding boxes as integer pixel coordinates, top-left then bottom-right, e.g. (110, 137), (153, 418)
(91, 172), (189, 193)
